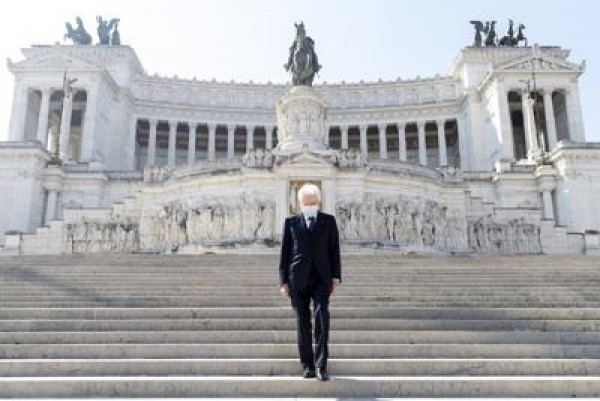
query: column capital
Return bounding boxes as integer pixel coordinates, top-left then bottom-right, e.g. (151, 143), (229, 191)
(378, 123), (387, 130)
(147, 118), (158, 127)
(38, 86), (52, 95)
(436, 118), (446, 127)
(188, 121), (199, 128)
(416, 120), (426, 129)
(227, 123), (237, 130)
(358, 124), (369, 131)
(168, 119), (178, 128)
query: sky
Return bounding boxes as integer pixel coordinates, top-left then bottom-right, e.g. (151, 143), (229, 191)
(1, 0), (599, 141)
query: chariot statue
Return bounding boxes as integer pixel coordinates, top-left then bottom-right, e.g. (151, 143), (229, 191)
(64, 16), (92, 45)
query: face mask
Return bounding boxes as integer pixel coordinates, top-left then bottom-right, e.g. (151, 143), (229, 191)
(301, 204), (318, 217)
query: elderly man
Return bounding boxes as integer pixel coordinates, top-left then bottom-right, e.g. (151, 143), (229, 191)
(278, 183), (342, 381)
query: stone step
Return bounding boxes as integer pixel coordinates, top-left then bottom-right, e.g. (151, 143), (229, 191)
(2, 306), (600, 319)
(2, 317), (600, 332)
(4, 277), (598, 285)
(1, 358), (599, 377)
(3, 301), (600, 308)
(3, 285), (600, 294)
(3, 293), (599, 302)
(2, 343), (599, 359)
(1, 375), (600, 397)
(1, 292), (598, 301)
(2, 329), (600, 345)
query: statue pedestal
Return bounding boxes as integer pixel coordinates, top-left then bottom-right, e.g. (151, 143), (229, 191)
(274, 86), (329, 155)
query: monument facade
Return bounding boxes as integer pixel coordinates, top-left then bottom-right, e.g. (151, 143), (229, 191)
(1, 20), (600, 255)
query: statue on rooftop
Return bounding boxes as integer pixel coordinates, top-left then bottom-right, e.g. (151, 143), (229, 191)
(284, 22), (322, 86)
(96, 16), (120, 45)
(470, 19), (528, 48)
(64, 16), (92, 45)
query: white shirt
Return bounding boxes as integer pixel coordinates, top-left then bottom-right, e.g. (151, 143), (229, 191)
(303, 212), (317, 228)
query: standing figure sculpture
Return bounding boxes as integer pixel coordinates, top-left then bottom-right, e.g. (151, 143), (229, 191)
(64, 16), (92, 45)
(284, 22), (322, 86)
(111, 20), (121, 45)
(96, 16), (120, 45)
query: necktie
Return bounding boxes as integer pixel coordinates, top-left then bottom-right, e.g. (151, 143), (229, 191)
(307, 216), (315, 230)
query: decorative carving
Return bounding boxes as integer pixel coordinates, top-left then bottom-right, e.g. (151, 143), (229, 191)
(276, 86), (327, 152)
(467, 215), (542, 253)
(140, 192), (275, 253)
(143, 165), (172, 183)
(242, 148), (274, 168)
(437, 165), (464, 182)
(335, 194), (467, 252)
(65, 218), (139, 253)
(335, 148), (366, 168)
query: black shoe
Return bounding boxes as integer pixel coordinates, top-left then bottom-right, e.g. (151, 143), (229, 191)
(303, 366), (316, 378)
(316, 367), (329, 381)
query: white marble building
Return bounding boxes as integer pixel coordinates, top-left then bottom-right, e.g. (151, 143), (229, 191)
(1, 42), (600, 255)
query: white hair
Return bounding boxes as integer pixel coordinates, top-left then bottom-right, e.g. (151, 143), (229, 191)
(297, 183), (321, 203)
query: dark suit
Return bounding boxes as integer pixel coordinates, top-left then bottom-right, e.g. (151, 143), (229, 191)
(278, 210), (342, 370)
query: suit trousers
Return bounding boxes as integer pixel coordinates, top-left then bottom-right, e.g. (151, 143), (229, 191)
(290, 262), (331, 370)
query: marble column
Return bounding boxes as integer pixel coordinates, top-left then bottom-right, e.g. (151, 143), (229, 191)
(8, 83), (28, 141)
(378, 124), (387, 159)
(497, 82), (514, 161)
(457, 117), (467, 170)
(147, 119), (157, 166)
(80, 84), (99, 162)
(543, 89), (558, 150)
(246, 125), (254, 152)
(58, 92), (74, 161)
(227, 124), (235, 159)
(436, 119), (448, 166)
(127, 116), (138, 170)
(45, 189), (58, 222)
(208, 123), (216, 161)
(359, 125), (368, 158)
(522, 94), (540, 160)
(324, 125), (330, 146)
(397, 122), (406, 162)
(566, 82), (585, 142)
(168, 120), (177, 167)
(36, 87), (51, 147)
(417, 120), (426, 166)
(341, 125), (349, 150)
(265, 125), (273, 150)
(188, 122), (197, 166)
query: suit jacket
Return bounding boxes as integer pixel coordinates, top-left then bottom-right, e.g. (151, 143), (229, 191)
(278, 210), (342, 290)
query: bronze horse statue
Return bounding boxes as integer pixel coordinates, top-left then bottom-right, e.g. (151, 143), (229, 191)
(284, 22), (321, 86)
(499, 20), (527, 46)
(64, 16), (92, 45)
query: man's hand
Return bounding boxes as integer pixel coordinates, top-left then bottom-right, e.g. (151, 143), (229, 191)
(330, 278), (341, 294)
(280, 283), (290, 298)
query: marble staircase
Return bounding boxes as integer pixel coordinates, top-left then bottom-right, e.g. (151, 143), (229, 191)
(1, 253), (600, 397)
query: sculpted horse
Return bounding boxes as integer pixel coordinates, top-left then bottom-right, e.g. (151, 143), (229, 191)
(284, 22), (322, 86)
(64, 16), (92, 45)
